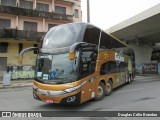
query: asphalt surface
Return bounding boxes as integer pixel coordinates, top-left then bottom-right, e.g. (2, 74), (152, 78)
(0, 75), (160, 120)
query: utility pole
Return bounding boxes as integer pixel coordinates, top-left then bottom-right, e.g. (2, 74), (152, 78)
(87, 0), (90, 23)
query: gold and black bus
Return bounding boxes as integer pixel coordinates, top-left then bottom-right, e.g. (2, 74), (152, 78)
(19, 22), (135, 104)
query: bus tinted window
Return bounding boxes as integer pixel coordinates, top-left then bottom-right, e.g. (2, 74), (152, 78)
(100, 31), (126, 49)
(100, 61), (117, 75)
(80, 50), (97, 77)
(83, 27), (100, 45)
(118, 62), (128, 72)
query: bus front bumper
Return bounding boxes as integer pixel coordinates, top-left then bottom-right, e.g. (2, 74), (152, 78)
(32, 86), (81, 105)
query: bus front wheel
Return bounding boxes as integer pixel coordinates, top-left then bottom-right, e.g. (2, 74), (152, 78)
(93, 82), (105, 101)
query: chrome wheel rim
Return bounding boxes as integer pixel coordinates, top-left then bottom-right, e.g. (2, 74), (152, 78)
(97, 85), (103, 97)
(106, 83), (111, 93)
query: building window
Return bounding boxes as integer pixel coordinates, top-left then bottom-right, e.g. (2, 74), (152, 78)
(1, 0), (16, 7)
(18, 43), (23, 54)
(34, 44), (38, 54)
(0, 42), (8, 53)
(0, 18), (11, 29)
(55, 6), (66, 15)
(48, 24), (56, 30)
(74, 9), (79, 18)
(19, 0), (33, 9)
(24, 21), (37, 31)
(36, 3), (49, 12)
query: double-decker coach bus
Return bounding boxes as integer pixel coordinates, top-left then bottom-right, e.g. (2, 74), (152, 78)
(19, 22), (135, 105)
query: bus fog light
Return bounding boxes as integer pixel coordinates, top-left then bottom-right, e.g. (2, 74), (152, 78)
(67, 96), (76, 103)
(46, 99), (54, 103)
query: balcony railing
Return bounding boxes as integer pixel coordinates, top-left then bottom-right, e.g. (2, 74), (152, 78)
(0, 28), (45, 41)
(0, 5), (73, 21)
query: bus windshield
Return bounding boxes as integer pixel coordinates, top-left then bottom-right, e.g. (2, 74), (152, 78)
(35, 52), (79, 84)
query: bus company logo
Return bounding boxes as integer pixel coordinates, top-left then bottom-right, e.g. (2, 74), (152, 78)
(115, 51), (124, 62)
(2, 112), (11, 117)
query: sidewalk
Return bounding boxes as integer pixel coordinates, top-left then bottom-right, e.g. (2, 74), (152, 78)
(0, 79), (33, 89)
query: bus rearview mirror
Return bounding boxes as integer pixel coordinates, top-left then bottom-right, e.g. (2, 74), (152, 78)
(69, 51), (76, 60)
(19, 56), (23, 63)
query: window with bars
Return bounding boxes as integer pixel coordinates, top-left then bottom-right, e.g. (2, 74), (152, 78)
(34, 44), (38, 54)
(0, 18), (11, 29)
(48, 24), (57, 30)
(23, 21), (37, 31)
(36, 3), (49, 12)
(0, 42), (8, 53)
(55, 6), (66, 15)
(19, 43), (23, 54)
(1, 0), (16, 7)
(74, 9), (79, 18)
(19, 0), (33, 9)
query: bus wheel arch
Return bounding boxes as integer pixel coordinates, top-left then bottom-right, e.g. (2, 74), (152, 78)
(93, 81), (106, 101)
(105, 78), (113, 96)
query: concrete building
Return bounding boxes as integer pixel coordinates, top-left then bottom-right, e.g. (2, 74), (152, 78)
(0, 0), (82, 79)
(106, 4), (160, 74)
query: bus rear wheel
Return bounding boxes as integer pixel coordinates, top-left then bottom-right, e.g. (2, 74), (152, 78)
(105, 80), (112, 96)
(93, 82), (105, 101)
(127, 75), (131, 84)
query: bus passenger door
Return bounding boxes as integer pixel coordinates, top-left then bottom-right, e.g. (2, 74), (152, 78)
(80, 73), (96, 103)
(79, 50), (97, 103)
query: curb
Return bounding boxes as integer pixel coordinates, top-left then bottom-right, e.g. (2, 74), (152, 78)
(0, 84), (32, 89)
(0, 80), (33, 89)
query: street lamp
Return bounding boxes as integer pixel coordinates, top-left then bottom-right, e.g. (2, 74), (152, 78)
(87, 0), (90, 23)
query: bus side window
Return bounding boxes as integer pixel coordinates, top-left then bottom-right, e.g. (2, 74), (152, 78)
(109, 61), (116, 73)
(100, 62), (109, 75)
(80, 51), (97, 77)
(100, 61), (117, 75)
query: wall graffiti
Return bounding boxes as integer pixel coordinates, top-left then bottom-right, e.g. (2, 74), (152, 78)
(142, 63), (158, 74)
(7, 66), (35, 79)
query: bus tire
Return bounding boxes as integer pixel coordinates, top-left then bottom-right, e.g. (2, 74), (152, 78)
(128, 75), (131, 84)
(105, 80), (113, 96)
(93, 82), (105, 101)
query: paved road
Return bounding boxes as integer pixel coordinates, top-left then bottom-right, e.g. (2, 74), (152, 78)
(0, 75), (160, 119)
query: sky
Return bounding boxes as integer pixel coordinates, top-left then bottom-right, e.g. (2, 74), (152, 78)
(81, 0), (160, 30)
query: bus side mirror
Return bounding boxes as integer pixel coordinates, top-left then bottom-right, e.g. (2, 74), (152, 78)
(69, 51), (76, 60)
(19, 56), (23, 63)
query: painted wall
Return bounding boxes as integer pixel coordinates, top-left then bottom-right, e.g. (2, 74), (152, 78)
(0, 0), (82, 32)
(0, 40), (37, 66)
(158, 63), (160, 74)
(8, 66), (35, 79)
(142, 63), (158, 74)
(129, 43), (156, 74)
(135, 64), (142, 74)
(0, 40), (37, 79)
(0, 0), (82, 79)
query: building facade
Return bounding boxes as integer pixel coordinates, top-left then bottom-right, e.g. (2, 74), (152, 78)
(0, 0), (82, 79)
